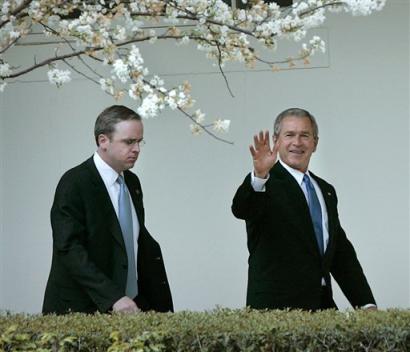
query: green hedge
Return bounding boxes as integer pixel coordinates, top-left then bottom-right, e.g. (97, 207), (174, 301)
(0, 309), (409, 351)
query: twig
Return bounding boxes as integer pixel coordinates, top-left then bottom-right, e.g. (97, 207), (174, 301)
(215, 42), (235, 98)
(0, 35), (21, 55)
(62, 59), (100, 85)
(177, 106), (233, 145)
(39, 21), (105, 80)
(141, 77), (233, 144)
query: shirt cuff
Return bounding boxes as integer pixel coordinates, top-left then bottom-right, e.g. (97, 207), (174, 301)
(251, 171), (269, 192)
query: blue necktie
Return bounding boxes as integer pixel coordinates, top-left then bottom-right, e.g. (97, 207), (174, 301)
(117, 175), (138, 298)
(303, 174), (324, 256)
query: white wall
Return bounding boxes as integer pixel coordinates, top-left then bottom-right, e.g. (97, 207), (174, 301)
(0, 0), (409, 312)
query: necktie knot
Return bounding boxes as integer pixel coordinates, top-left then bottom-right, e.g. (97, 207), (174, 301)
(303, 174), (313, 189)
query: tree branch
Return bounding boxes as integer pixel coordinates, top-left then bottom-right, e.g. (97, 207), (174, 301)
(0, 0), (32, 29)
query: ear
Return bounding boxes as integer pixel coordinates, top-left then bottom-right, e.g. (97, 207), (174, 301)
(98, 134), (110, 150)
(313, 136), (319, 152)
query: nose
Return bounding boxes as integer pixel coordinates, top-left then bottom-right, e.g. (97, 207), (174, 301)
(292, 136), (302, 146)
(132, 142), (140, 153)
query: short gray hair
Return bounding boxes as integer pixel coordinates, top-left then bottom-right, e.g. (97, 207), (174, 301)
(273, 108), (319, 140)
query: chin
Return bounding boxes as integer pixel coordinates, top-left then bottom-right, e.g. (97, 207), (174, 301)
(289, 162), (305, 172)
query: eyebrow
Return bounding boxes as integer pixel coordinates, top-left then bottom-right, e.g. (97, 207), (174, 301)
(122, 138), (144, 142)
(284, 130), (312, 134)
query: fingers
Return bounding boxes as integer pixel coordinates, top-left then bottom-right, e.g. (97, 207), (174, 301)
(249, 145), (256, 158)
(264, 130), (269, 145)
(253, 133), (260, 148)
(253, 130), (270, 150)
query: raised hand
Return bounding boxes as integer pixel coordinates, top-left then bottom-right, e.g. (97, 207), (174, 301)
(249, 130), (278, 179)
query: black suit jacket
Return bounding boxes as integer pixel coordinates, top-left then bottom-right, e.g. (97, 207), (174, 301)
(42, 157), (173, 314)
(232, 162), (375, 310)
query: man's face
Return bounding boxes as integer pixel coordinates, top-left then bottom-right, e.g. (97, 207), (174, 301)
(98, 119), (144, 173)
(274, 116), (318, 173)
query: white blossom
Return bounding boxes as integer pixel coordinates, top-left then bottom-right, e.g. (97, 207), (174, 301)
(148, 29), (157, 44)
(128, 46), (143, 66)
(142, 83), (153, 94)
(343, 0), (386, 15)
(237, 10), (246, 22)
(150, 75), (164, 87)
(128, 83), (139, 100)
(165, 95), (178, 110)
(137, 93), (161, 118)
(213, 119), (231, 133)
(76, 24), (93, 36)
(112, 59), (129, 83)
(190, 123), (203, 135)
(47, 68), (71, 87)
(0, 0), (387, 137)
(0, 63), (11, 77)
(178, 36), (190, 45)
(114, 26), (126, 41)
(0, 82), (6, 92)
(194, 109), (205, 124)
(1, 1), (10, 15)
(309, 35), (326, 54)
(100, 78), (115, 95)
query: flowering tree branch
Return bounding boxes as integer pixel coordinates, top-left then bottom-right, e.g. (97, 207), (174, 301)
(0, 0), (386, 142)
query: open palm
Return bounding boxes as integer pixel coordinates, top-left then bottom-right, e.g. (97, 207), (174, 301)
(249, 130), (278, 178)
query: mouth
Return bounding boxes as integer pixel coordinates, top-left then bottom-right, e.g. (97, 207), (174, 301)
(289, 150), (304, 155)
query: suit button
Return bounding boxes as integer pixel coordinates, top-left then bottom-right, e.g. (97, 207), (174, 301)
(162, 281), (166, 285)
(156, 257), (161, 260)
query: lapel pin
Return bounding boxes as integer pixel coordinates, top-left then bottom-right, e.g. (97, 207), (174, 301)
(327, 192), (332, 196)
(135, 189), (140, 195)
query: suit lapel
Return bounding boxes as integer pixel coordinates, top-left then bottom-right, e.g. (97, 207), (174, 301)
(268, 162), (322, 258)
(124, 172), (145, 227)
(84, 157), (126, 251)
(124, 171), (147, 269)
(310, 173), (337, 259)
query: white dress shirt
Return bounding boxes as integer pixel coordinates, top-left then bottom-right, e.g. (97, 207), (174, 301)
(93, 152), (140, 273)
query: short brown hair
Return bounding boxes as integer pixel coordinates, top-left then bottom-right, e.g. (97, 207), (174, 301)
(94, 105), (141, 146)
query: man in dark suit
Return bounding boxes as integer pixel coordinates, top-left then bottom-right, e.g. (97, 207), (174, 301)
(232, 108), (376, 311)
(43, 105), (173, 314)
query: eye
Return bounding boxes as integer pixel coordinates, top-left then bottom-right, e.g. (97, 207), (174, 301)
(124, 139), (135, 145)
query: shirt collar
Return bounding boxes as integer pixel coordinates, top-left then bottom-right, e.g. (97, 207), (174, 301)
(279, 159), (311, 186)
(93, 152), (122, 187)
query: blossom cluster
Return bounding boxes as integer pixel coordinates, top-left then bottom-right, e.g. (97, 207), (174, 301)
(47, 68), (71, 87)
(0, 0), (386, 140)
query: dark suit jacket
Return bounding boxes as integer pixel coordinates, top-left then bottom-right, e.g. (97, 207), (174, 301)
(42, 157), (173, 314)
(232, 162), (375, 310)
